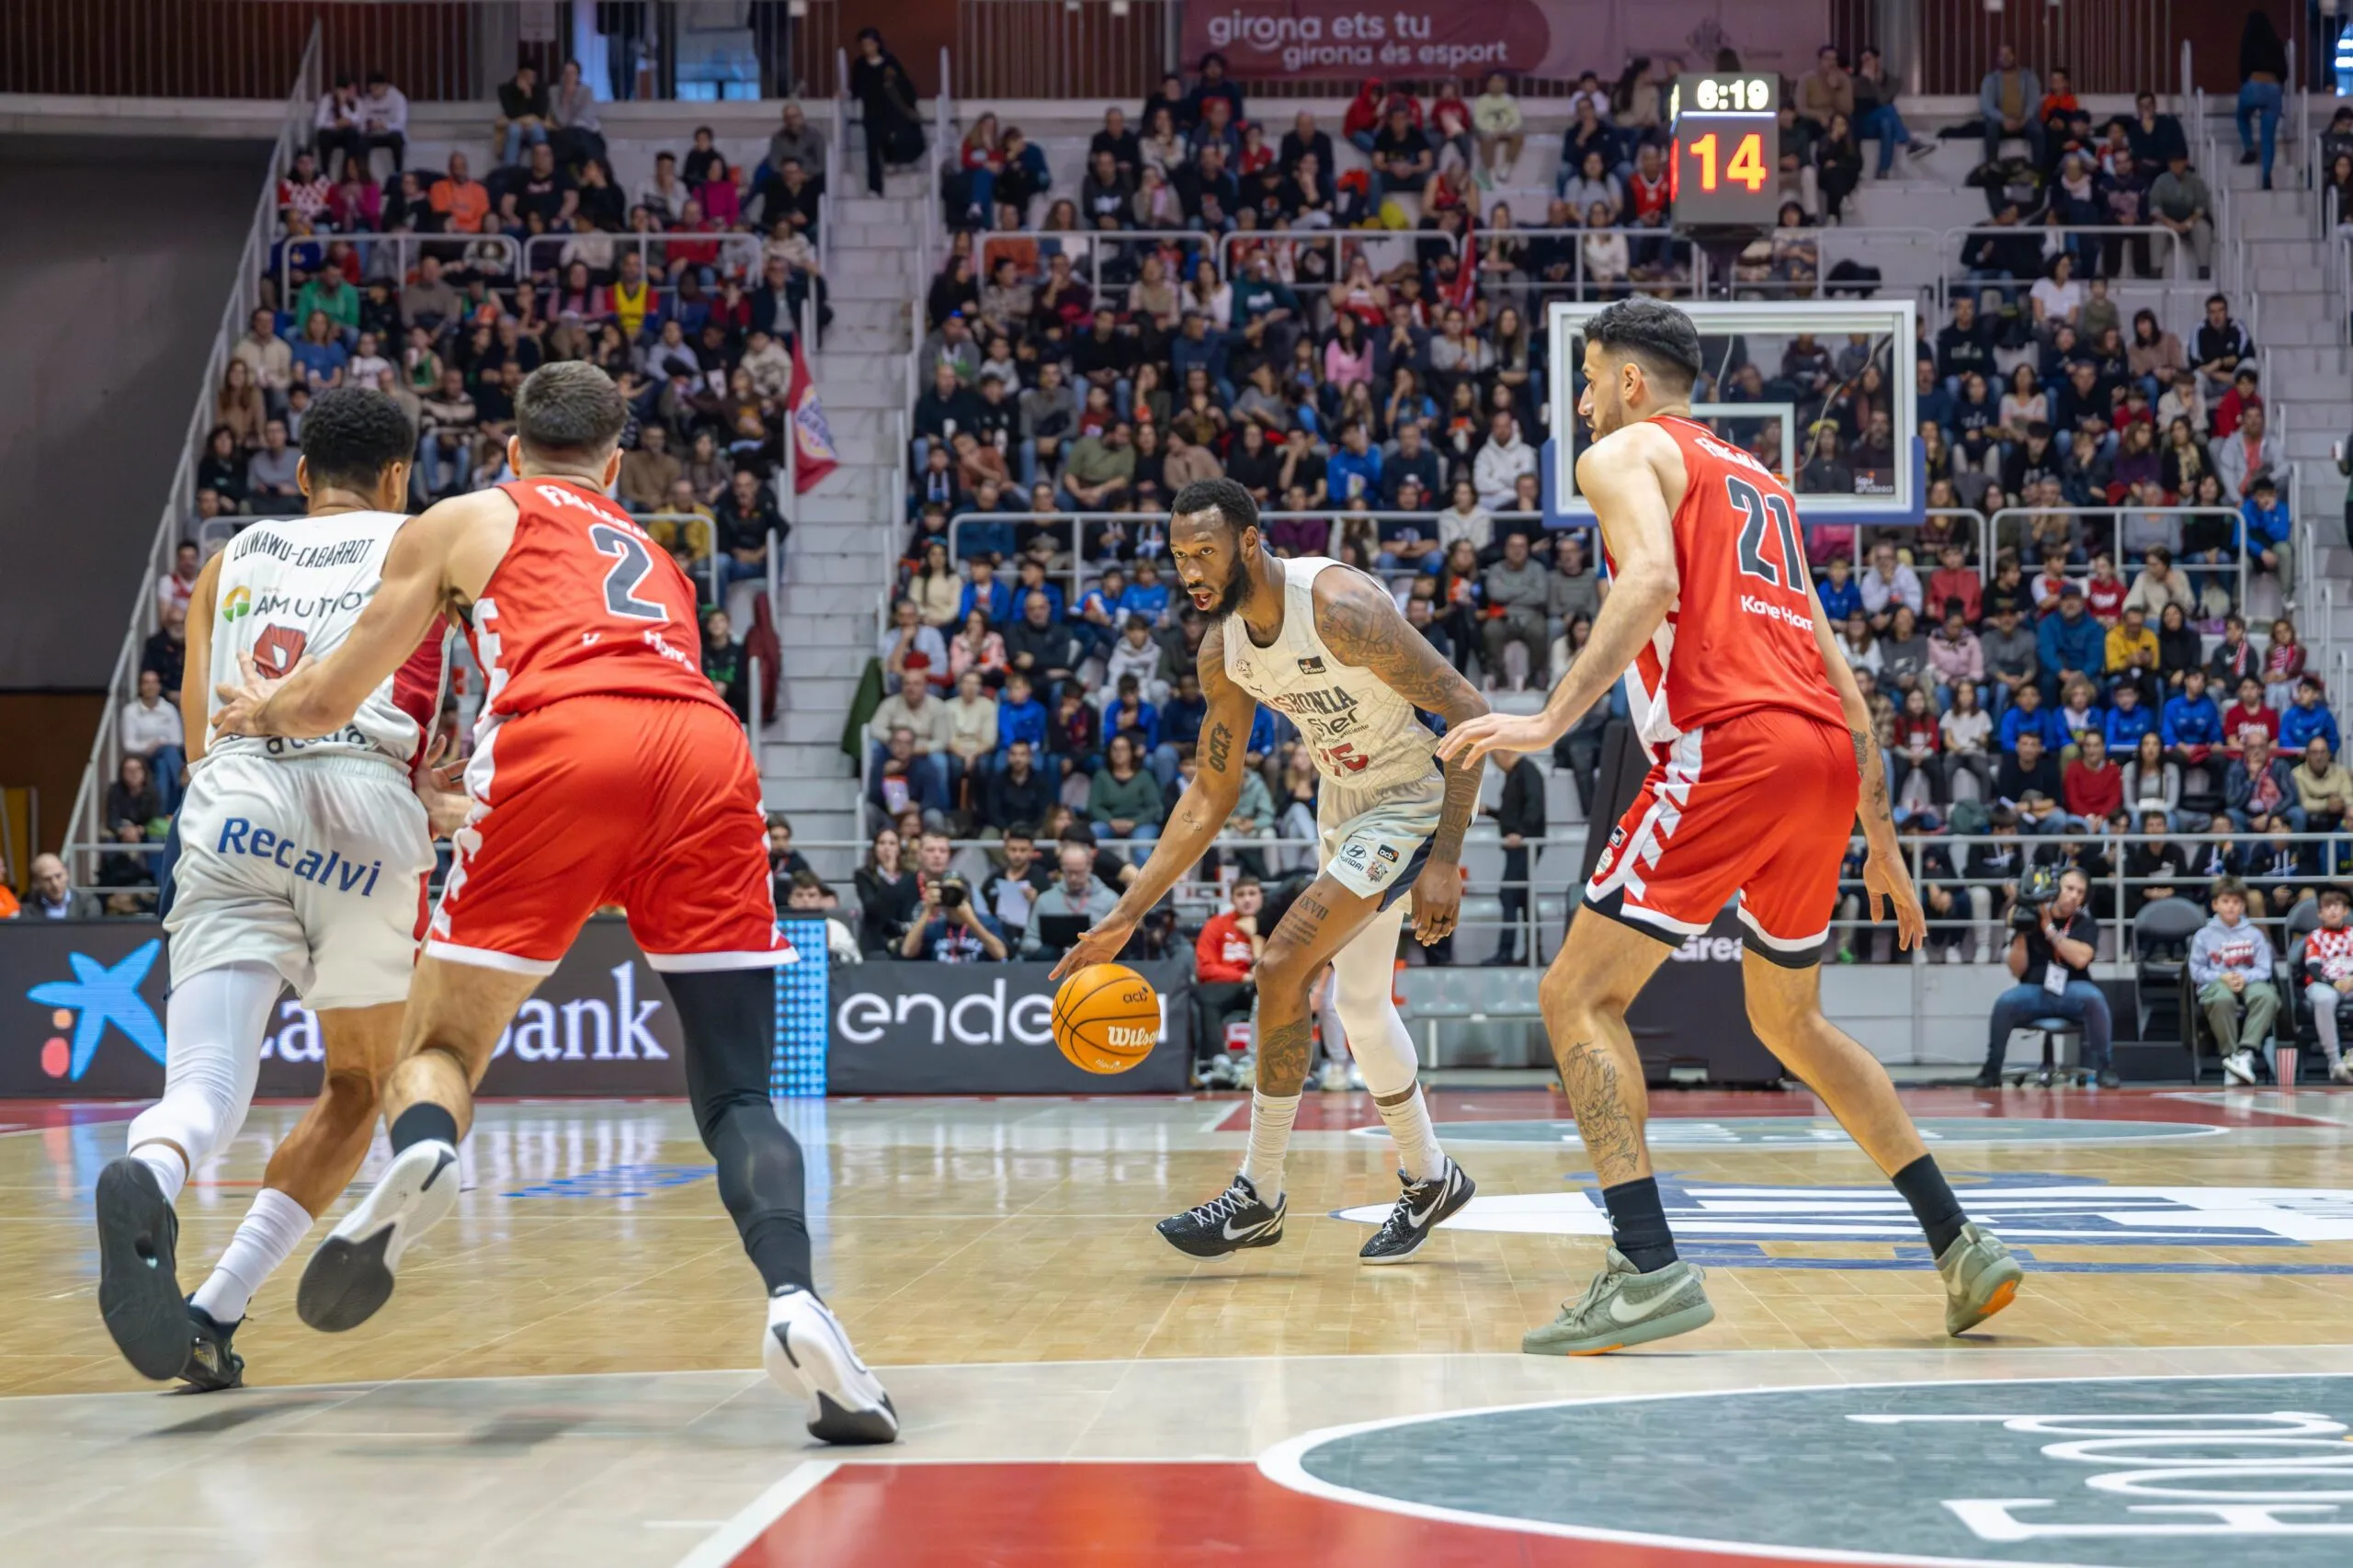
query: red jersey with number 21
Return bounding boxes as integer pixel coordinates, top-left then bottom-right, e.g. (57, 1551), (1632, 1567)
(1608, 415), (1848, 748)
(471, 478), (728, 721)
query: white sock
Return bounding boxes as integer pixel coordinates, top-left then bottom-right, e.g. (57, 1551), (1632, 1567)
(1239, 1090), (1302, 1204)
(190, 1188), (314, 1324)
(1373, 1085), (1449, 1185)
(130, 1142), (188, 1205)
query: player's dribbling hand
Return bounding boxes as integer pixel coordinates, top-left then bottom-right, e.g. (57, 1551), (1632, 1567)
(211, 650), (306, 738)
(1432, 711), (1561, 771)
(1050, 914), (1136, 982)
(1862, 846), (1927, 951)
(1408, 860), (1461, 946)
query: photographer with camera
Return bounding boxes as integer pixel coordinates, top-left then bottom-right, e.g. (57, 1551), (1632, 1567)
(902, 870), (1011, 963)
(1974, 864), (2116, 1087)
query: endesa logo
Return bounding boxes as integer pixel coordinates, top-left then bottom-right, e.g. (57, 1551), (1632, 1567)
(836, 977), (1169, 1049)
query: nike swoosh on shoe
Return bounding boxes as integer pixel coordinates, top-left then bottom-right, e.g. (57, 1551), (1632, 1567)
(1222, 1215), (1277, 1241)
(1607, 1287), (1678, 1324)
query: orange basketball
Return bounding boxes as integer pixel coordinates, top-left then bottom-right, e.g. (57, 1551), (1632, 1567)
(1051, 963), (1162, 1074)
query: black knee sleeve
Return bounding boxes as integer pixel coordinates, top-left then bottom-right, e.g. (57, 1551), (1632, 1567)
(665, 968), (813, 1294)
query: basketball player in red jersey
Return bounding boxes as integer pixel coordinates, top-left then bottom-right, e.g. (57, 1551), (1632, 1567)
(1438, 300), (2023, 1354)
(211, 363), (895, 1443)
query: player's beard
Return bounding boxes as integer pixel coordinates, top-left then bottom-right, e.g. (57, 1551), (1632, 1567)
(1586, 384), (1625, 439)
(1204, 551), (1251, 619)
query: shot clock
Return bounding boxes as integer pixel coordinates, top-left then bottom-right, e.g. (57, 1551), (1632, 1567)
(1669, 73), (1779, 228)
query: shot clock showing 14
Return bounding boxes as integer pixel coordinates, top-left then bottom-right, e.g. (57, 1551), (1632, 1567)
(1670, 73), (1780, 226)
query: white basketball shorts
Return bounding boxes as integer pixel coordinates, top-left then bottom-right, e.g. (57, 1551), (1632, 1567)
(165, 753), (434, 1010)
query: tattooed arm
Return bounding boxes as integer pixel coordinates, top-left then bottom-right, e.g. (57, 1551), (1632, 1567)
(1436, 425), (1681, 769)
(1314, 567), (1490, 943)
(1049, 623), (1256, 980)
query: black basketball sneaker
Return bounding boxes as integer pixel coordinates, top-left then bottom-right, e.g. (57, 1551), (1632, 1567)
(95, 1157), (194, 1380)
(178, 1302), (244, 1392)
(1358, 1160), (1477, 1265)
(1156, 1174), (1286, 1257)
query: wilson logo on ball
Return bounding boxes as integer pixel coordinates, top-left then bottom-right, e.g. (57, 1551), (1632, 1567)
(1052, 963), (1163, 1074)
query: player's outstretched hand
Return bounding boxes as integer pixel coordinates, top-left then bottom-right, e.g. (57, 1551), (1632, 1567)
(1049, 914), (1137, 982)
(211, 650), (307, 738)
(1862, 845), (1927, 951)
(1433, 710), (1562, 771)
(1408, 859), (1461, 946)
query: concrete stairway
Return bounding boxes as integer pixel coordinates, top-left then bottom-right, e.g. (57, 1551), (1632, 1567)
(757, 168), (926, 863)
(2201, 136), (2353, 647)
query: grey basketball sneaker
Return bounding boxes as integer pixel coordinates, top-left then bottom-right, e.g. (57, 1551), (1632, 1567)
(1522, 1247), (1716, 1356)
(1936, 1221), (2024, 1335)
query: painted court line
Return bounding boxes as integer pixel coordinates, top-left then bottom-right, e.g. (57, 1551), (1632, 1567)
(672, 1460), (838, 1568)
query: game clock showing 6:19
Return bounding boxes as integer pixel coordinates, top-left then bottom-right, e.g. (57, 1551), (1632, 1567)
(1670, 73), (1779, 228)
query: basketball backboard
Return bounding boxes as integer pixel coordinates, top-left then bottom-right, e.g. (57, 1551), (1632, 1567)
(1546, 298), (1922, 528)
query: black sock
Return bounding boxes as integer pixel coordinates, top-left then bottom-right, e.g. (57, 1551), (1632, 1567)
(1893, 1153), (1967, 1258)
(1600, 1177), (1679, 1272)
(746, 1213), (817, 1297)
(389, 1102), (459, 1154)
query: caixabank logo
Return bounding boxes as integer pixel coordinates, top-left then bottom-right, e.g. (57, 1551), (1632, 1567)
(25, 939), (165, 1081)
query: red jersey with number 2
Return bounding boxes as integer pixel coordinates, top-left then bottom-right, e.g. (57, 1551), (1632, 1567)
(471, 478), (727, 720)
(1609, 415), (1848, 748)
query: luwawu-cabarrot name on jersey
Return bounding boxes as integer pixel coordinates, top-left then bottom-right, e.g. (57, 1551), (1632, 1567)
(213, 817), (384, 895)
(232, 531), (378, 570)
(257, 724), (371, 756)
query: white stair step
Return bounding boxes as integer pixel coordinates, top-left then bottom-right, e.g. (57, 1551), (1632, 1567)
(831, 269), (919, 301)
(815, 378), (905, 407)
(792, 554), (892, 585)
(835, 194), (922, 224)
(797, 497), (888, 525)
(767, 775), (853, 812)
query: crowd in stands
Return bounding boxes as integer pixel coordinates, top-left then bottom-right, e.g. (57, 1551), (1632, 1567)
(856, 42), (2353, 982)
(110, 57), (822, 903)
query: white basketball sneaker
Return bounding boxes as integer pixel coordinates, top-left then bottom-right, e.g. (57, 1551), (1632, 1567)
(296, 1139), (461, 1333)
(763, 1286), (899, 1445)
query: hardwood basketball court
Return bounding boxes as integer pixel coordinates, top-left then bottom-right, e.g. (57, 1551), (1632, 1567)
(6, 1085), (2349, 1566)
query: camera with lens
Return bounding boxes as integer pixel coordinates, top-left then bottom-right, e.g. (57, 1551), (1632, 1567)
(2009, 863), (2063, 930)
(938, 875), (968, 911)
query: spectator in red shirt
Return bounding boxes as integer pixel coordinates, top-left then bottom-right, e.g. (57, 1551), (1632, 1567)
(2211, 368), (2262, 439)
(2082, 552), (2127, 625)
(2222, 674), (2279, 756)
(1925, 542), (1981, 624)
(2063, 729), (2124, 828)
(1192, 876), (1265, 1072)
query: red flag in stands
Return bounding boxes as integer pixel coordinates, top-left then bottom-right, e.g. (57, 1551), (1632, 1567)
(787, 335), (839, 494)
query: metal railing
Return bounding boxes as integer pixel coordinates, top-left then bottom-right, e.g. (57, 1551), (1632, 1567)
(69, 26), (323, 878)
(965, 227), (1463, 308)
(935, 509), (1556, 605)
(1984, 507), (2254, 601)
(520, 230), (763, 287)
(278, 233), (521, 309)
(1905, 0), (2176, 96)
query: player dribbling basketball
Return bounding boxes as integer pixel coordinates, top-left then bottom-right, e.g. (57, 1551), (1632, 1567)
(1053, 478), (1487, 1264)
(1440, 299), (2024, 1352)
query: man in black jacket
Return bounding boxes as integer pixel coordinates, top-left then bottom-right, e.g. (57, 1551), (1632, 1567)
(1004, 590), (1083, 696)
(1486, 751), (1546, 964)
(983, 741), (1055, 831)
(1935, 296), (1996, 389)
(912, 361), (981, 474)
(1279, 111), (1336, 199)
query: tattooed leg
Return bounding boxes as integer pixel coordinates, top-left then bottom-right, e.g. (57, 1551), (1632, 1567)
(1251, 875), (1385, 1095)
(1536, 910), (1678, 1187)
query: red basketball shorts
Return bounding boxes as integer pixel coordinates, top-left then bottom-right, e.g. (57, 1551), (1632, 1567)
(1583, 707), (1859, 966)
(426, 694), (792, 975)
